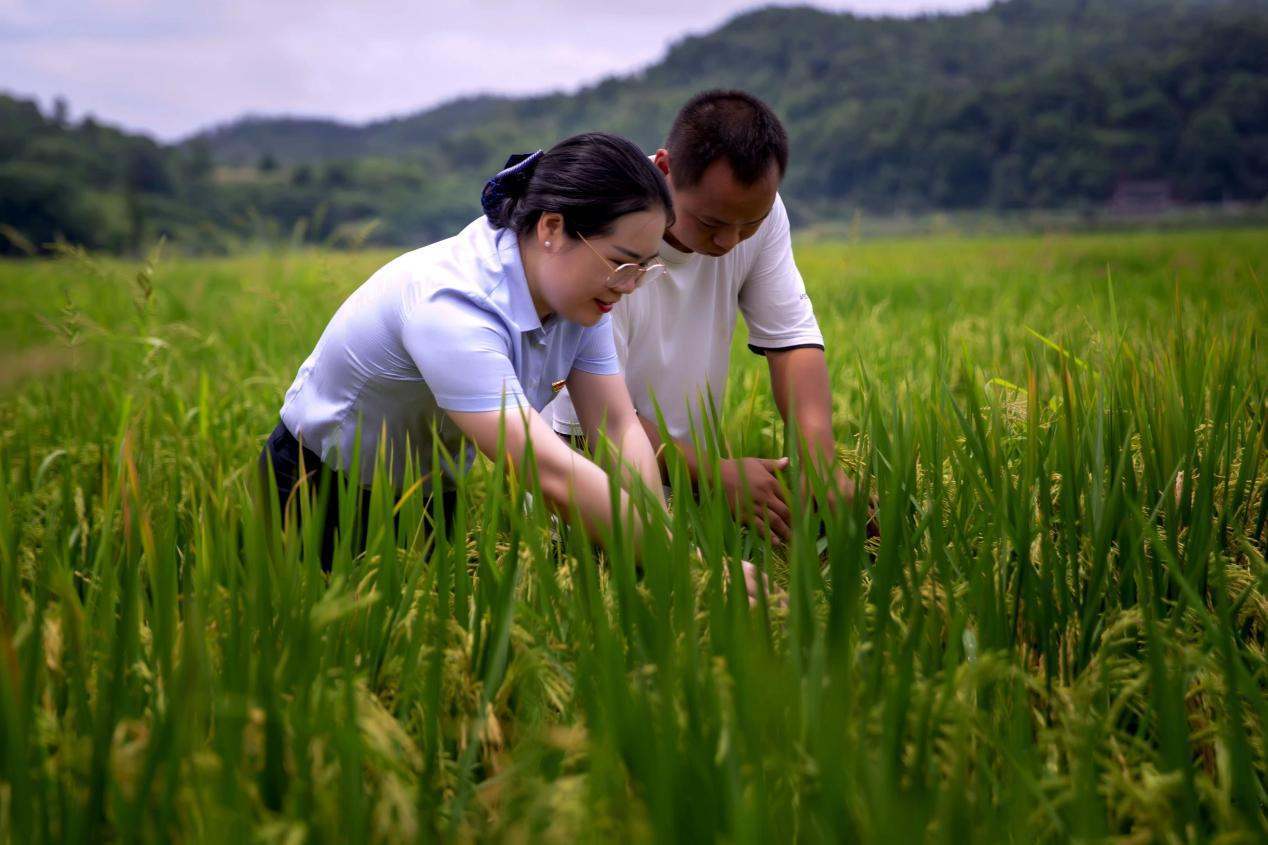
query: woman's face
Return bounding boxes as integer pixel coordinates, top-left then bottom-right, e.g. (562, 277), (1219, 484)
(530, 209), (667, 326)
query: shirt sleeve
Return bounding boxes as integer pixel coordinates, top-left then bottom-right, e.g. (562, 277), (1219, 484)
(737, 194), (825, 355)
(400, 288), (531, 413)
(569, 314), (621, 375)
(542, 313), (624, 435)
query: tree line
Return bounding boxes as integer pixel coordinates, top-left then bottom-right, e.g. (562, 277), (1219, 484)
(2, 0), (1266, 255)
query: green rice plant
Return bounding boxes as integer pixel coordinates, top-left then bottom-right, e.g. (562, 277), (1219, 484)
(0, 228), (1265, 842)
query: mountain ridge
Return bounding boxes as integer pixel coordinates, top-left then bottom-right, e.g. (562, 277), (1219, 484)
(187, 0), (1267, 170)
(2, 0), (1265, 253)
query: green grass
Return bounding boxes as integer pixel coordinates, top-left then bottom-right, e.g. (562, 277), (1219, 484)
(1, 228), (1266, 842)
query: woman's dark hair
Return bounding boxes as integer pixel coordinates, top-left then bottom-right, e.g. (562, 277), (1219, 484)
(482, 132), (673, 238)
(665, 89), (788, 189)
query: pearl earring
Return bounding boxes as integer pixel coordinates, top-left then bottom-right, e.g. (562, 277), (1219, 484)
(544, 241), (552, 248)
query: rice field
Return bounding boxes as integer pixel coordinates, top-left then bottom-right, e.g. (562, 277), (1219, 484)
(1, 228), (1266, 842)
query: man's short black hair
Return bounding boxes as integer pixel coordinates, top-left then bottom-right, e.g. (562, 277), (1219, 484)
(665, 90), (789, 189)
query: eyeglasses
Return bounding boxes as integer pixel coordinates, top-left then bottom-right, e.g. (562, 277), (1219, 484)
(576, 233), (665, 290)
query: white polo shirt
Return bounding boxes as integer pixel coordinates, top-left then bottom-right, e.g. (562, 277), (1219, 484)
(545, 193), (822, 441)
(280, 217), (619, 488)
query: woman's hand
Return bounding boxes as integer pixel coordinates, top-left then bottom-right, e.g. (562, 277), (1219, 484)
(699, 546), (786, 608)
(740, 558), (787, 608)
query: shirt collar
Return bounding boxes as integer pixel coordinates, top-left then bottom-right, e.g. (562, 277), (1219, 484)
(658, 236), (698, 267)
(492, 225), (543, 334)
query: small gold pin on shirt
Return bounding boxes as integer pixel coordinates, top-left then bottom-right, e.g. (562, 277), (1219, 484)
(551, 379), (567, 394)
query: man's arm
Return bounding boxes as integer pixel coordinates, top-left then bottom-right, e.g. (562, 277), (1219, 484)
(446, 403), (664, 547)
(766, 346), (856, 510)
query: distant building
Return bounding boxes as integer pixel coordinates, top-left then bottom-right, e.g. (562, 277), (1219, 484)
(1108, 180), (1175, 216)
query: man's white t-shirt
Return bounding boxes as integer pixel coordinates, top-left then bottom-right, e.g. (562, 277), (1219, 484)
(281, 217), (619, 489)
(544, 193), (822, 442)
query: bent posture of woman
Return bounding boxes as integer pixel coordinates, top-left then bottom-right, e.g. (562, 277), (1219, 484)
(260, 132), (672, 565)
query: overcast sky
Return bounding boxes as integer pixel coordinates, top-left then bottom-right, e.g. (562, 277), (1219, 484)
(1, 0), (993, 141)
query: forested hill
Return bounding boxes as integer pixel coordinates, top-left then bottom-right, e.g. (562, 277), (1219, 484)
(3, 0), (1267, 254)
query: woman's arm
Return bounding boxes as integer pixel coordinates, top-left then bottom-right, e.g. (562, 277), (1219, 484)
(445, 403), (663, 545)
(562, 371), (784, 606)
(449, 402), (781, 606)
(565, 369), (664, 504)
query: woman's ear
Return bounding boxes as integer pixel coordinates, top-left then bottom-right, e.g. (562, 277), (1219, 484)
(536, 212), (564, 250)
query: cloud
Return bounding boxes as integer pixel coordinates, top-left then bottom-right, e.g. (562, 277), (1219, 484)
(0, 0), (206, 41)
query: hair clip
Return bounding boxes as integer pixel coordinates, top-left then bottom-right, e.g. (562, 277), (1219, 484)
(481, 149), (544, 217)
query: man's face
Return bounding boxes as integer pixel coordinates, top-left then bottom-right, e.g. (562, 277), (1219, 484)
(656, 151), (780, 257)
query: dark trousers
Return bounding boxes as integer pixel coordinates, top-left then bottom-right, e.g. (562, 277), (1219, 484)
(258, 420), (455, 570)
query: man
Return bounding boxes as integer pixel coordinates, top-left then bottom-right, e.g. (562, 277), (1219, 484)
(546, 89), (856, 541)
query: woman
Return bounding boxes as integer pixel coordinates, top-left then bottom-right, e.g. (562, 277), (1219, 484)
(260, 132), (673, 566)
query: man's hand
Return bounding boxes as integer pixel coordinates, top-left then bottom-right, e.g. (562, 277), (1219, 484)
(801, 463), (856, 513)
(800, 463), (880, 540)
(717, 456), (792, 542)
